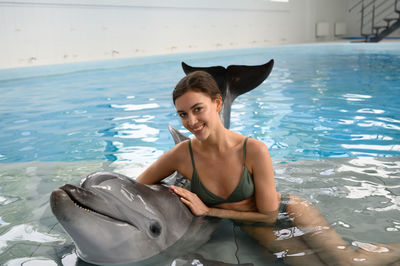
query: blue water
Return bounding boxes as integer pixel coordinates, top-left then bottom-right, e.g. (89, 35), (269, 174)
(0, 43), (399, 266)
(1, 43), (400, 163)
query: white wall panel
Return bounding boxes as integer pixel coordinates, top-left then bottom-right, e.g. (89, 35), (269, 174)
(0, 0), (350, 69)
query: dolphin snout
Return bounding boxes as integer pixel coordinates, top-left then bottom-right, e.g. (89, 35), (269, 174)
(50, 188), (77, 222)
(50, 188), (67, 209)
(59, 184), (96, 205)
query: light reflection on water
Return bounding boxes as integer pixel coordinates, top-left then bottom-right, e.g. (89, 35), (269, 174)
(0, 157), (399, 265)
(0, 43), (400, 162)
(0, 43), (399, 264)
(0, 224), (64, 253)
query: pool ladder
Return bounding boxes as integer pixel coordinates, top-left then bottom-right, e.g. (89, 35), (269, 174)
(349, 0), (400, 42)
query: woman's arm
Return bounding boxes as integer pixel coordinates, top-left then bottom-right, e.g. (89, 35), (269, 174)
(137, 140), (188, 184)
(171, 185), (279, 225)
(208, 207), (278, 225)
(248, 138), (280, 213)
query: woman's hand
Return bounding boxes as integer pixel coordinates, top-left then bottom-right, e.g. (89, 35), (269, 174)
(170, 185), (209, 216)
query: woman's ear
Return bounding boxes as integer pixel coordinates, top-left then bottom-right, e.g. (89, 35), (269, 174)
(215, 95), (222, 112)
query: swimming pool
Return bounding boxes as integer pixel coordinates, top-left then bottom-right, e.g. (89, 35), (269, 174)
(0, 42), (399, 265)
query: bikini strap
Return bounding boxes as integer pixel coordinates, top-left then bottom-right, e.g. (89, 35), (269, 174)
(188, 139), (197, 172)
(243, 137), (249, 161)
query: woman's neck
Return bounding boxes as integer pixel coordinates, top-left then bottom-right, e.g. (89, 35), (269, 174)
(195, 125), (239, 155)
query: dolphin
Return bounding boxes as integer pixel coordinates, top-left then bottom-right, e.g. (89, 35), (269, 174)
(50, 60), (274, 265)
(51, 172), (219, 265)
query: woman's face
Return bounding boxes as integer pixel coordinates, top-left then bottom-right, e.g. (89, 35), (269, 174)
(175, 90), (221, 140)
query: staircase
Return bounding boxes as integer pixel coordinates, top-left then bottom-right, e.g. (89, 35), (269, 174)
(349, 0), (400, 42)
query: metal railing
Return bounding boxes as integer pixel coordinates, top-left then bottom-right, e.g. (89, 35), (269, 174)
(349, 0), (399, 41)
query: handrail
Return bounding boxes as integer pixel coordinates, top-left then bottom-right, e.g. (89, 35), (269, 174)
(361, 0), (396, 27)
(356, 0), (394, 16)
(361, 0), (365, 34)
(371, 0), (376, 31)
(373, 1), (396, 20)
(361, 0), (375, 12)
(352, 0), (399, 41)
(356, 0), (377, 13)
(349, 0), (363, 12)
(349, 0), (376, 13)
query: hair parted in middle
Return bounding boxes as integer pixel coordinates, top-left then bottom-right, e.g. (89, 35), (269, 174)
(172, 71), (221, 104)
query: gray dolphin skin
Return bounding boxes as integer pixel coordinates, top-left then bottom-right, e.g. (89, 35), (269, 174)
(51, 172), (218, 265)
(50, 60), (273, 265)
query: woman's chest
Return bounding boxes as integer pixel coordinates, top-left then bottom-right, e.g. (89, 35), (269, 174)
(193, 151), (246, 198)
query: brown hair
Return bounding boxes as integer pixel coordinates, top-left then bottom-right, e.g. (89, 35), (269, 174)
(172, 71), (221, 104)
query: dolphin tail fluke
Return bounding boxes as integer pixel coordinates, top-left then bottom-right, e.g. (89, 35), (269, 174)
(181, 60), (274, 102)
(181, 62), (227, 96)
(226, 59), (274, 102)
(181, 60), (274, 129)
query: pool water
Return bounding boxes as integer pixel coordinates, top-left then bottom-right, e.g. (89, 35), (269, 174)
(1, 43), (400, 163)
(0, 42), (399, 265)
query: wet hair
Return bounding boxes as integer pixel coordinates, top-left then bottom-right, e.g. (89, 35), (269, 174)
(172, 71), (221, 104)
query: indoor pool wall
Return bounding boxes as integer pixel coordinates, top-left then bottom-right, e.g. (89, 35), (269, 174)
(0, 42), (399, 265)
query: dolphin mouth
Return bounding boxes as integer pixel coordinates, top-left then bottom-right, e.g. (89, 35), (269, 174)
(61, 187), (98, 214)
(52, 186), (139, 230)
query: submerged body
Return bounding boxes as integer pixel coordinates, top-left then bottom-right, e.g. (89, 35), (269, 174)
(138, 69), (400, 265)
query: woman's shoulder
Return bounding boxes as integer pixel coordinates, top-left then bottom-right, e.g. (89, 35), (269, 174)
(244, 138), (273, 178)
(167, 139), (190, 158)
(227, 131), (268, 154)
(245, 137), (271, 158)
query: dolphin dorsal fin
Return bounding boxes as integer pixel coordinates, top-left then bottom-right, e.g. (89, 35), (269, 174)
(168, 125), (189, 144)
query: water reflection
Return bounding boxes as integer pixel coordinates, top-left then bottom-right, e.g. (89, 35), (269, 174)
(4, 258), (58, 266)
(1, 157), (399, 265)
(0, 224), (64, 253)
(114, 123), (159, 142)
(111, 103), (160, 111)
(342, 93), (372, 101)
(343, 179), (399, 210)
(0, 43), (399, 264)
(109, 145), (163, 177)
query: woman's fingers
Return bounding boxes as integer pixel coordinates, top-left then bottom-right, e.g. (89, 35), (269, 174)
(171, 185), (192, 198)
(170, 185), (209, 216)
(180, 197), (191, 206)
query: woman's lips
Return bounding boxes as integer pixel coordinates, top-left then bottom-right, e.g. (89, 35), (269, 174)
(192, 123), (205, 133)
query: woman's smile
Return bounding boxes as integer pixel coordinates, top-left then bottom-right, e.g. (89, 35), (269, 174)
(191, 122), (205, 132)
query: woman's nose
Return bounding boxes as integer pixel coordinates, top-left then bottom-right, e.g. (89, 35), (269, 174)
(187, 114), (198, 126)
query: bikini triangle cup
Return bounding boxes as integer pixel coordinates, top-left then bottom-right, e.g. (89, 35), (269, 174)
(189, 137), (255, 206)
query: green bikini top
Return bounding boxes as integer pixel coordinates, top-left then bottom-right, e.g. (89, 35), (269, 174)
(189, 137), (255, 206)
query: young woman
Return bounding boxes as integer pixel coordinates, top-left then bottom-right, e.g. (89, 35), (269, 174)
(137, 71), (400, 265)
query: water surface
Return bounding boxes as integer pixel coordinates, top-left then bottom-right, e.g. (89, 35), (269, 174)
(0, 42), (399, 265)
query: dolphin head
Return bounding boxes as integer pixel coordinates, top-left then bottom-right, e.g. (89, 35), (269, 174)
(50, 172), (194, 264)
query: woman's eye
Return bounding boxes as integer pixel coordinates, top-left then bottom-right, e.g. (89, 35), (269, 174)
(194, 107), (202, 112)
(179, 113), (186, 118)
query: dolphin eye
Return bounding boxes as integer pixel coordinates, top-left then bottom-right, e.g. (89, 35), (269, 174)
(149, 221), (162, 237)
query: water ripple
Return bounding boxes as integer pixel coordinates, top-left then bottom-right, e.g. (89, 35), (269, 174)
(0, 224), (64, 253)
